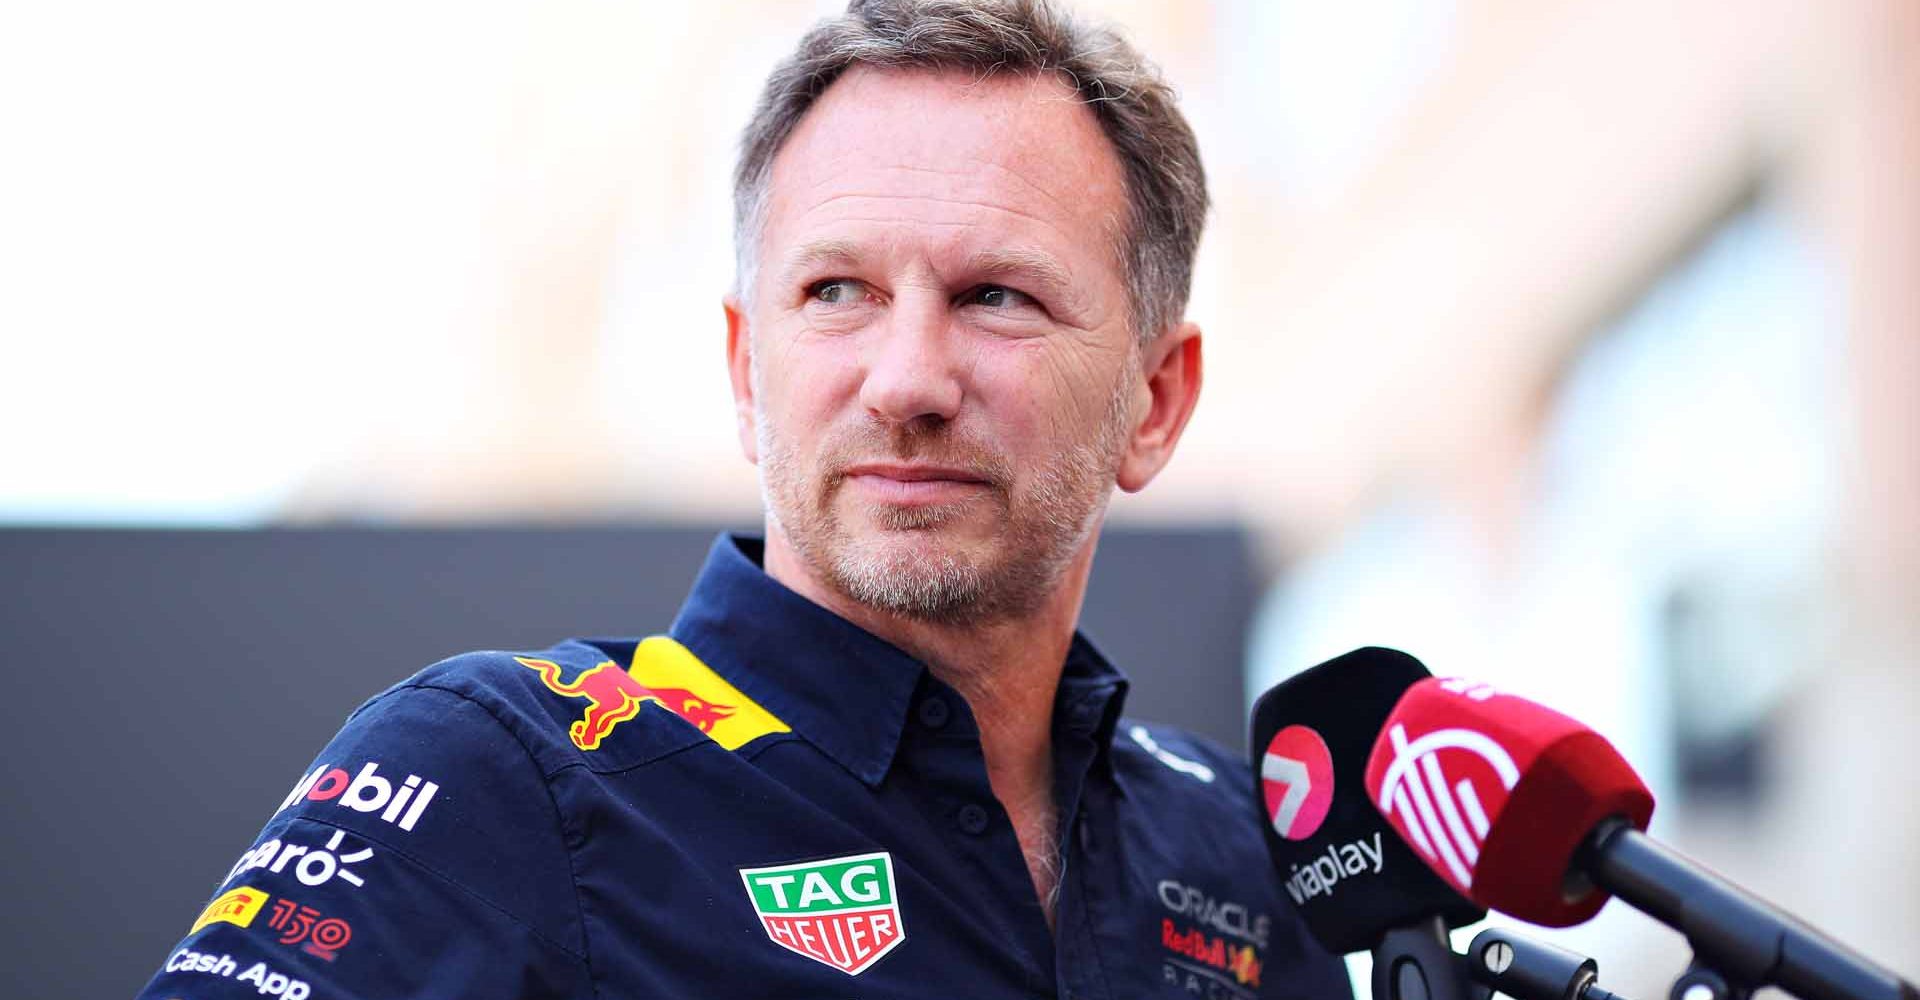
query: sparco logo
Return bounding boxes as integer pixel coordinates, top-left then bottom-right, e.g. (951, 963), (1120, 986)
(1371, 722), (1518, 891)
(275, 760), (440, 833)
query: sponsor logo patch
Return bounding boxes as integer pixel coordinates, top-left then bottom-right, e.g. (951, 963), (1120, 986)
(265, 897), (354, 961)
(274, 759), (439, 832)
(191, 886), (269, 934)
(519, 636), (789, 752)
(164, 948), (310, 999)
(1162, 919), (1263, 991)
(1156, 880), (1271, 950)
(1154, 878), (1269, 999)
(739, 851), (905, 976)
(186, 883), (356, 963)
(227, 829), (374, 890)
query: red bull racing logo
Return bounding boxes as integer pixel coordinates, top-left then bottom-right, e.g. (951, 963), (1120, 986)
(518, 636), (789, 753)
(1155, 879), (1270, 999)
(518, 657), (730, 750)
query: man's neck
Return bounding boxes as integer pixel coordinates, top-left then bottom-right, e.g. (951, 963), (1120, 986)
(758, 527), (1096, 710)
(760, 528), (1099, 927)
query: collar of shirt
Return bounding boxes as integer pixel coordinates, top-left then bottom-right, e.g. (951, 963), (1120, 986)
(668, 533), (1130, 786)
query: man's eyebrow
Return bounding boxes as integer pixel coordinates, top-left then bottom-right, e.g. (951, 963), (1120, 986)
(777, 239), (864, 284)
(963, 247), (1077, 301)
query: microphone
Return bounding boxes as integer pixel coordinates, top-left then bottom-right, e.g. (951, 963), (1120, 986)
(1366, 676), (1918, 1000)
(1362, 676), (1652, 927)
(1251, 648), (1488, 1000)
(1250, 648), (1486, 958)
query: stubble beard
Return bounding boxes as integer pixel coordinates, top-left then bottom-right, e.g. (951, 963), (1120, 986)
(755, 357), (1137, 627)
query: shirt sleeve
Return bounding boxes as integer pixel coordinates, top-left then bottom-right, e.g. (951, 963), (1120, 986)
(134, 682), (593, 1000)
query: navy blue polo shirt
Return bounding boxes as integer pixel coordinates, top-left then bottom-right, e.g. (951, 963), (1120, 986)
(138, 534), (1350, 999)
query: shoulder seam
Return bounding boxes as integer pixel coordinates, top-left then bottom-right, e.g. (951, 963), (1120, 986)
(526, 725), (802, 786)
(544, 729), (807, 780)
(398, 680), (600, 989)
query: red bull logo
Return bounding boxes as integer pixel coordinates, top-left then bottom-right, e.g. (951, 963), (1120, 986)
(518, 657), (735, 750)
(515, 637), (789, 753)
(1161, 919), (1263, 990)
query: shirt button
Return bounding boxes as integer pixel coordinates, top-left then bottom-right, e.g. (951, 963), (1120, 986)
(957, 802), (991, 835)
(916, 696), (951, 729)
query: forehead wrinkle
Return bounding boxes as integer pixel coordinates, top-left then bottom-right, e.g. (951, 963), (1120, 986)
(799, 189), (1065, 229)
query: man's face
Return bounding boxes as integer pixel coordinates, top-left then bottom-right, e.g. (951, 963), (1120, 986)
(731, 67), (1144, 625)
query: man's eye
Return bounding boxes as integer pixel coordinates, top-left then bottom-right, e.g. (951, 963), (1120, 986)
(807, 279), (867, 306)
(963, 285), (1035, 310)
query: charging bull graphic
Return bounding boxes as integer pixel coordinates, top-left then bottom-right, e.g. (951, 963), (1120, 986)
(517, 637), (790, 753)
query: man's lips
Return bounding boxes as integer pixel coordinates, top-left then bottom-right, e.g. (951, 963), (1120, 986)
(840, 463), (993, 505)
(843, 463), (990, 484)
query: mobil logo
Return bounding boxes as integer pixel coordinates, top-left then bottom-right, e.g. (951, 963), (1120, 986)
(1260, 725), (1335, 841)
(275, 760), (439, 833)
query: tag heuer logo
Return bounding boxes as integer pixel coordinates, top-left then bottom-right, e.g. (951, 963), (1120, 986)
(738, 851), (905, 976)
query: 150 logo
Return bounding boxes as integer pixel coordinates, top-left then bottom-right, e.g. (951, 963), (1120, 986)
(265, 898), (354, 961)
(185, 885), (355, 963)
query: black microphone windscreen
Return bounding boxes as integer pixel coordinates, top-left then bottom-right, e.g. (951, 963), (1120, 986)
(1249, 647), (1485, 955)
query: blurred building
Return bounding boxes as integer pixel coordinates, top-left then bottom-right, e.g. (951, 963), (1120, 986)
(5, 0), (1916, 991)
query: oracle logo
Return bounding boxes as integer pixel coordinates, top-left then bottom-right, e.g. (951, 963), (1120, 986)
(1260, 725), (1335, 841)
(1370, 722), (1519, 892)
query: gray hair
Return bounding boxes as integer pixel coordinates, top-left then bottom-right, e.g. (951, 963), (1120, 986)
(732, 0), (1208, 344)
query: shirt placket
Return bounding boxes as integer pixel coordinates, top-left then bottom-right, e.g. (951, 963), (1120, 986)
(1052, 682), (1122, 1000)
(902, 678), (1060, 995)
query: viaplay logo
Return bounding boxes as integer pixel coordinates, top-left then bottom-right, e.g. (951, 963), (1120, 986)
(1260, 726), (1334, 841)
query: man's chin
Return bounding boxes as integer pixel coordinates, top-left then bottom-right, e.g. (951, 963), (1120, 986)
(824, 530), (990, 623)
(842, 518), (989, 566)
(849, 495), (990, 533)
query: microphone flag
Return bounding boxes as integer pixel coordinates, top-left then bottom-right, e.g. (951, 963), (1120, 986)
(1364, 676), (1654, 926)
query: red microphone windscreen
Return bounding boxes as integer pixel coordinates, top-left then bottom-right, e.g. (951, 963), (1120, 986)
(1362, 678), (1655, 926)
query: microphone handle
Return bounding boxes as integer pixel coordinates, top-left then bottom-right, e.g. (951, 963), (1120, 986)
(1465, 927), (1629, 1000)
(1373, 918), (1631, 1000)
(1583, 819), (1918, 1000)
(1372, 916), (1482, 1000)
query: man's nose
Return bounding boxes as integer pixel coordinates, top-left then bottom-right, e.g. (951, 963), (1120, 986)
(858, 295), (963, 425)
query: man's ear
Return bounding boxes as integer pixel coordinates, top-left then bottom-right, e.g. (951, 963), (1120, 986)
(724, 295), (758, 464)
(1115, 321), (1203, 493)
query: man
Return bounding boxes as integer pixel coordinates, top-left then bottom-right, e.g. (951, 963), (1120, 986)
(137, 2), (1352, 997)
